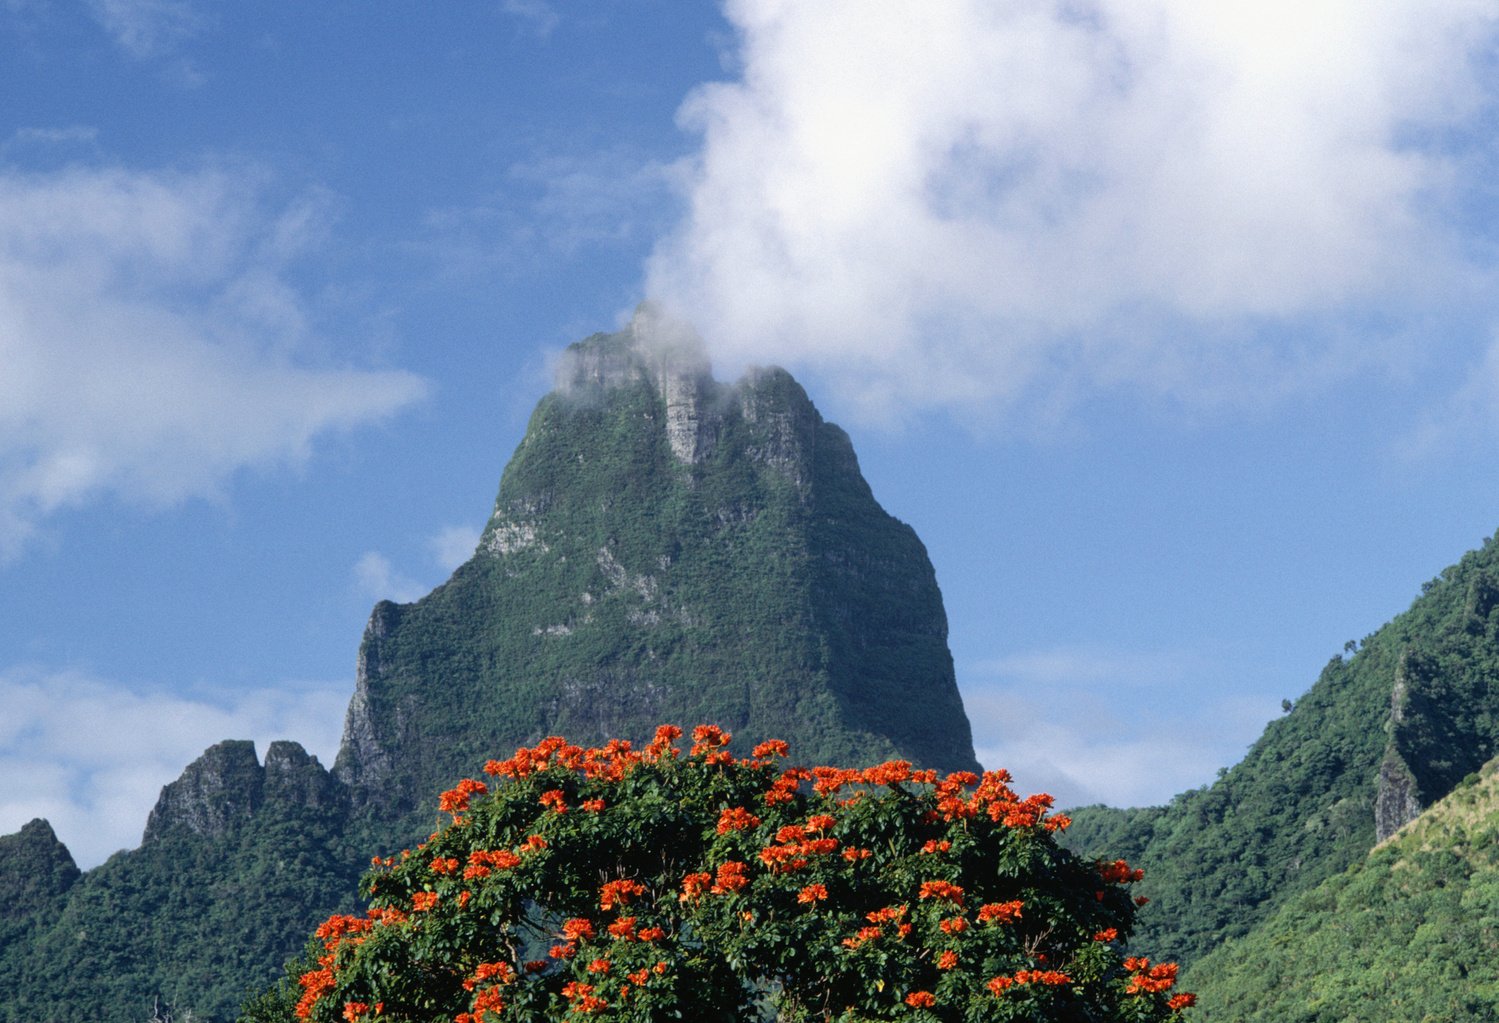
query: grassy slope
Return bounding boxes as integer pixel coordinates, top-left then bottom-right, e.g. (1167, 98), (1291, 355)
(1184, 758), (1499, 1022)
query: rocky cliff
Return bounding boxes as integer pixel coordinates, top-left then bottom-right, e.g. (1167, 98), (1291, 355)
(335, 309), (979, 817)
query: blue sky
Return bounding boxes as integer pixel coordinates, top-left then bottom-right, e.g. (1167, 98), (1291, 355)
(4, 0), (1499, 868)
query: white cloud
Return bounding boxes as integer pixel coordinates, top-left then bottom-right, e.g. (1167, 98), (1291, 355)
(499, 0), (559, 39)
(88, 0), (204, 58)
(353, 551), (429, 605)
(960, 647), (1275, 809)
(429, 524), (482, 572)
(0, 666), (348, 869)
(648, 0), (1499, 420)
(6, 125), (99, 150)
(0, 164), (430, 559)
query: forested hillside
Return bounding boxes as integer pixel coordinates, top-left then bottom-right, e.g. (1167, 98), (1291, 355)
(1184, 756), (1499, 1021)
(1066, 530), (1499, 967)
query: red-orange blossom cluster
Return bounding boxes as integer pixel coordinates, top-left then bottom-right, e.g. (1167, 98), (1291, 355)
(290, 724), (1190, 1023)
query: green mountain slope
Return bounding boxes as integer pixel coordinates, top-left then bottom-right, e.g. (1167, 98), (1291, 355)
(1183, 757), (1499, 1022)
(1064, 531), (1499, 968)
(0, 741), (360, 1023)
(335, 314), (979, 820)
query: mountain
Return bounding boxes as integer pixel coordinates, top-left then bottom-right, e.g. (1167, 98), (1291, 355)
(0, 741), (360, 1022)
(335, 309), (979, 822)
(1063, 529), (1499, 970)
(1182, 755), (1499, 1021)
(0, 313), (979, 1021)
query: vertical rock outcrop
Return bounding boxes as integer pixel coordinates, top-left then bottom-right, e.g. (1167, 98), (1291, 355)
(1374, 654), (1424, 841)
(145, 739), (345, 843)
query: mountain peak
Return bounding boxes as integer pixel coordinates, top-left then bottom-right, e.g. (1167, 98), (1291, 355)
(335, 322), (978, 817)
(554, 306), (716, 463)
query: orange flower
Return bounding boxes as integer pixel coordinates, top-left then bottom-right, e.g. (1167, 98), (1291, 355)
(679, 872), (712, 901)
(600, 878), (646, 911)
(587, 958), (611, 974)
(690, 724), (731, 754)
(1099, 859), (1145, 884)
(637, 926), (666, 942)
(1014, 969), (1071, 986)
(904, 991), (936, 1008)
(294, 968), (335, 1020)
(581, 798), (606, 812)
(987, 975), (1014, 996)
(539, 789), (568, 813)
(561, 917), (595, 941)
(711, 860), (750, 894)
(842, 847), (872, 861)
(920, 839), (951, 855)
(976, 900), (1023, 925)
(607, 916), (637, 939)
(936, 950), (958, 970)
(1093, 928), (1118, 942)
(716, 807), (762, 834)
(437, 778), (488, 815)
(410, 891), (438, 912)
(1168, 993), (1197, 1011)
(918, 880), (965, 905)
(796, 883), (828, 904)
(939, 916), (968, 934)
(752, 739), (789, 758)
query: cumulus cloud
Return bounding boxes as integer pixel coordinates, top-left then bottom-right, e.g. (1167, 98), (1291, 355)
(0, 666), (348, 869)
(961, 647), (1275, 808)
(0, 164), (429, 559)
(648, 0), (1499, 419)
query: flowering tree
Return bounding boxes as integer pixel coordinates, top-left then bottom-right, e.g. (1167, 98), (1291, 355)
(281, 726), (1193, 1022)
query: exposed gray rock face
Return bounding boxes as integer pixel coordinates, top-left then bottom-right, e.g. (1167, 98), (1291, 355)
(145, 739), (345, 843)
(334, 601), (402, 801)
(1374, 654), (1426, 841)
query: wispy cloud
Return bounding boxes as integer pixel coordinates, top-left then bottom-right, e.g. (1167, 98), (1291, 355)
(498, 0), (559, 39)
(0, 163), (430, 560)
(429, 524), (482, 572)
(648, 1), (1499, 422)
(960, 647), (1276, 808)
(417, 149), (677, 283)
(87, 0), (205, 59)
(352, 551), (429, 605)
(0, 666), (348, 869)
(5, 125), (99, 150)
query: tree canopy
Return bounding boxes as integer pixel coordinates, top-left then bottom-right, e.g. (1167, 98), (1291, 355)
(259, 725), (1192, 1023)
